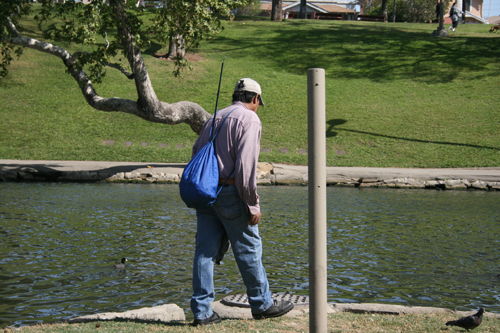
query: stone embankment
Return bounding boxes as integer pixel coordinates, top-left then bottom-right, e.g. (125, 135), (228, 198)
(68, 301), (500, 324)
(258, 163), (500, 190)
(1, 160), (500, 191)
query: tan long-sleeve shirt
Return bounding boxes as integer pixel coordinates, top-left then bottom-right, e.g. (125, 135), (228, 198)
(192, 101), (261, 215)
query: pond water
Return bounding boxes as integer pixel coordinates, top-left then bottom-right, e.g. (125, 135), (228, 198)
(1, 183), (499, 327)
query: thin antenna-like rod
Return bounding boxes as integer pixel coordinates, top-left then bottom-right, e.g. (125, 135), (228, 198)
(214, 56), (226, 114)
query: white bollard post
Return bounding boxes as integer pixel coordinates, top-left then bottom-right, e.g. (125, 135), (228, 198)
(307, 68), (327, 333)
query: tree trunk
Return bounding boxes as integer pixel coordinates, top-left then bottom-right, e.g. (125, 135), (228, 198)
(271, 0), (282, 21)
(392, 0), (396, 22)
(359, 0), (365, 14)
(6, 0), (210, 134)
(381, 0), (388, 21)
(299, 0), (307, 18)
(167, 35), (186, 59)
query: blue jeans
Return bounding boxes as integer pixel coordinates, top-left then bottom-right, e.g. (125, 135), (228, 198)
(190, 185), (273, 320)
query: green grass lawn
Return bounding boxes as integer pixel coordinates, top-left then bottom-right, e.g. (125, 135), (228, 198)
(14, 311), (500, 333)
(1, 10), (499, 168)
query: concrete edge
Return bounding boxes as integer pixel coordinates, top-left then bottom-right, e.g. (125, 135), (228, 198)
(67, 304), (185, 324)
(1, 160), (499, 191)
(66, 302), (500, 325)
(330, 303), (500, 319)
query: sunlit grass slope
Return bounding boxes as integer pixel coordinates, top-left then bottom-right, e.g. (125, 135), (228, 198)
(1, 10), (498, 167)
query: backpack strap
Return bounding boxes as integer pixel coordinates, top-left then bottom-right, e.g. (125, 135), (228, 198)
(207, 108), (237, 193)
(209, 108), (237, 142)
(216, 168), (235, 196)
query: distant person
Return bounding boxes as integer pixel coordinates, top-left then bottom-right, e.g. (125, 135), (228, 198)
(189, 78), (294, 326)
(448, 2), (463, 32)
(436, 0), (441, 21)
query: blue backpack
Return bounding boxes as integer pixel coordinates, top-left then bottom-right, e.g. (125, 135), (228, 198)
(179, 109), (235, 209)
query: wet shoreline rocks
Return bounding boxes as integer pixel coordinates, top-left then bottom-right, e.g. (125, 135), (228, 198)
(1, 160), (499, 191)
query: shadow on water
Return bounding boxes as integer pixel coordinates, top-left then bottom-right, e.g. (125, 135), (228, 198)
(326, 118), (499, 150)
(210, 21), (500, 83)
(1, 183), (500, 327)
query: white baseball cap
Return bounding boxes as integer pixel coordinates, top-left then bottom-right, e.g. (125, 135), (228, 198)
(234, 78), (265, 106)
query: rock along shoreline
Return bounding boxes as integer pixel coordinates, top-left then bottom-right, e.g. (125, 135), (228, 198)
(66, 301), (500, 324)
(1, 160), (500, 191)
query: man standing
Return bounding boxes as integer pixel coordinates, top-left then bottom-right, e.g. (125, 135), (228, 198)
(190, 78), (294, 326)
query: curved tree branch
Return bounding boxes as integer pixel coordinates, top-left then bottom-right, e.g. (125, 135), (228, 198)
(5, 12), (211, 135)
(103, 61), (135, 79)
(72, 51), (135, 79)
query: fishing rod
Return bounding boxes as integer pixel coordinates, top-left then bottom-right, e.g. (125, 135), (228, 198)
(214, 56), (226, 114)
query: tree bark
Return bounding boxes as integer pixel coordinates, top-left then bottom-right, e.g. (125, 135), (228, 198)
(167, 35), (186, 59)
(381, 0), (388, 21)
(6, 1), (210, 135)
(299, 0), (307, 18)
(392, 0), (396, 22)
(271, 0), (282, 21)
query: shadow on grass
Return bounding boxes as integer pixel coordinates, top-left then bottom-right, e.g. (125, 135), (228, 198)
(144, 41), (164, 56)
(326, 118), (499, 150)
(211, 21), (500, 83)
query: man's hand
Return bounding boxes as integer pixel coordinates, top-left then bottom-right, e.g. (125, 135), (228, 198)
(248, 212), (261, 225)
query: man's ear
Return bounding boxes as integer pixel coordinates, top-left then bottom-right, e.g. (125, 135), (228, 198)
(253, 94), (260, 105)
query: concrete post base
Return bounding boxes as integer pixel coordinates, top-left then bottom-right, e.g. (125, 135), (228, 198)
(431, 29), (449, 37)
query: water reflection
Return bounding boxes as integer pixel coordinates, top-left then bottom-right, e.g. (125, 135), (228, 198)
(0, 183), (499, 327)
